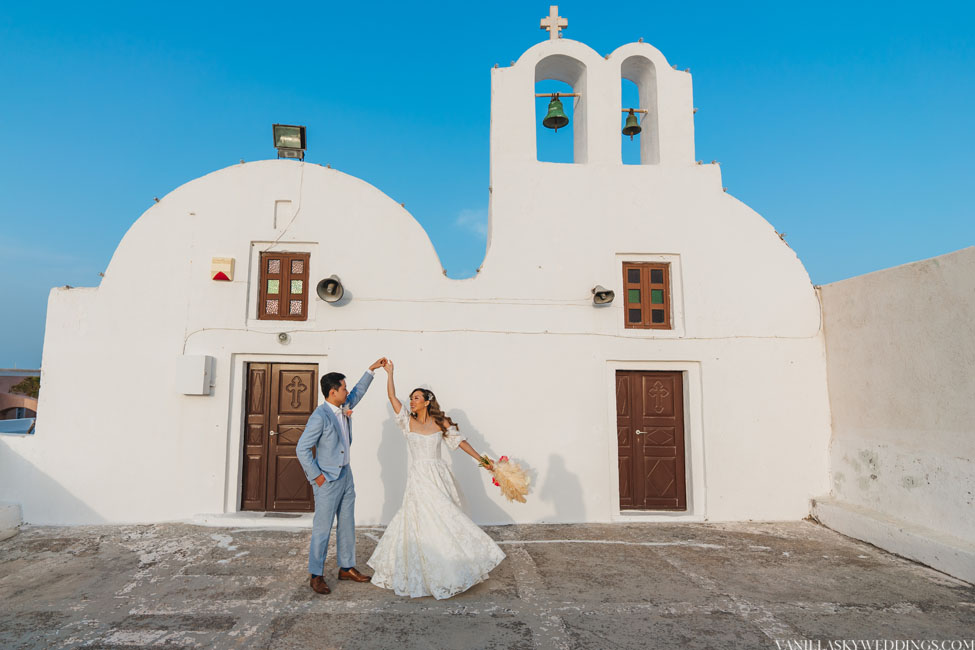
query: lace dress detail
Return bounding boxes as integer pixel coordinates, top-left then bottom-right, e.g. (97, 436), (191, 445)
(367, 406), (505, 599)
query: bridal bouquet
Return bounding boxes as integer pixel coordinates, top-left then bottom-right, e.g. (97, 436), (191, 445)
(479, 455), (530, 503)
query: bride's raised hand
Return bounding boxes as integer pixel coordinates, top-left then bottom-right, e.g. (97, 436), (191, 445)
(383, 359), (394, 373)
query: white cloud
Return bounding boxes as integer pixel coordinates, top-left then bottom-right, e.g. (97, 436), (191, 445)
(454, 208), (488, 238)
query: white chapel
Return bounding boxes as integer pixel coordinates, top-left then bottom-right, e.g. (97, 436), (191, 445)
(3, 10), (837, 530)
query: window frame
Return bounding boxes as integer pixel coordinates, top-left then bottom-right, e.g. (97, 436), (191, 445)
(622, 262), (672, 330)
(258, 251), (310, 321)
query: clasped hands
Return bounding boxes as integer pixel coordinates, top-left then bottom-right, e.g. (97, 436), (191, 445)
(343, 358), (388, 418)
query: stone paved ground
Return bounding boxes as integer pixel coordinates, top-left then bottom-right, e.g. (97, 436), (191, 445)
(0, 520), (973, 649)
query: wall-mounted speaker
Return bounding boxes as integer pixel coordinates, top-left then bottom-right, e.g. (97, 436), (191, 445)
(592, 285), (615, 305)
(317, 275), (344, 303)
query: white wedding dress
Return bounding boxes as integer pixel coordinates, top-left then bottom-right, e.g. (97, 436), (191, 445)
(367, 407), (505, 599)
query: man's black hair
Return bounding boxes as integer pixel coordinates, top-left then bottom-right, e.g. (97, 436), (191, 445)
(321, 372), (346, 398)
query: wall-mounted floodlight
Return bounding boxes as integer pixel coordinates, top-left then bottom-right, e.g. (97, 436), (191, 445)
(273, 124), (306, 160)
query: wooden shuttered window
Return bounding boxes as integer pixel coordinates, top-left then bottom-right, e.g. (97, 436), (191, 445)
(623, 262), (672, 329)
(258, 252), (310, 321)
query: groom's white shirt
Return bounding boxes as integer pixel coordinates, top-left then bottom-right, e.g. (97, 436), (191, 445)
(326, 400), (351, 466)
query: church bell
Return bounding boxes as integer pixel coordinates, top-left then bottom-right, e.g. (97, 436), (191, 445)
(622, 109), (642, 140)
(542, 95), (570, 131)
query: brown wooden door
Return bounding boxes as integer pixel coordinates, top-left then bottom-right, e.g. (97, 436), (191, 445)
(242, 363), (318, 512)
(616, 371), (686, 510)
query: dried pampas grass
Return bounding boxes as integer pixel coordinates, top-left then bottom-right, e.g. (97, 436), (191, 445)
(481, 455), (530, 503)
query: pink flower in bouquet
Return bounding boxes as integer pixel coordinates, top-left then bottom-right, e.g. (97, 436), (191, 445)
(491, 477), (500, 487)
(499, 456), (509, 462)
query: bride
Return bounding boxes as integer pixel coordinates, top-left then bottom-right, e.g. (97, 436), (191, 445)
(367, 360), (506, 599)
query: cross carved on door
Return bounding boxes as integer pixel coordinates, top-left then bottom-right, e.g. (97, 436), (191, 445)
(647, 381), (670, 413)
(286, 376), (307, 408)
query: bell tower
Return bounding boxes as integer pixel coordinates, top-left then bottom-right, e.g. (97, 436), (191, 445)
(488, 7), (696, 170)
(483, 7), (712, 266)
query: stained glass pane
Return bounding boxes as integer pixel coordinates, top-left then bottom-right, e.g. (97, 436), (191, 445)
(627, 269), (640, 284)
(290, 300), (303, 315)
(651, 309), (665, 323)
(268, 259), (281, 274)
(291, 280), (303, 294)
(291, 259), (304, 274)
(628, 308), (642, 323)
(267, 279), (279, 295)
(651, 289), (664, 304)
(650, 268), (663, 284)
(628, 289), (641, 304)
(266, 300), (279, 315)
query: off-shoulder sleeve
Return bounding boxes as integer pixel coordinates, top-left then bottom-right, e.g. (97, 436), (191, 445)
(443, 427), (466, 451)
(394, 405), (411, 435)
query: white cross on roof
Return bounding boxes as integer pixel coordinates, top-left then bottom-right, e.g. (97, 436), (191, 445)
(540, 5), (567, 40)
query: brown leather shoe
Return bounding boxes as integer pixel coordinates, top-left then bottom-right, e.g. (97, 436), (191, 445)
(310, 574), (331, 594)
(338, 567), (371, 583)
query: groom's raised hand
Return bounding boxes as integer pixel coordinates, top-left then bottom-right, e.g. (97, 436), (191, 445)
(369, 358), (388, 371)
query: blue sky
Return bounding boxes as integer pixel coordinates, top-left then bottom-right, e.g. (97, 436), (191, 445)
(1, 1), (973, 368)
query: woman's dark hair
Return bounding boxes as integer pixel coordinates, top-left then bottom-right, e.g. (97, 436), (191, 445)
(321, 372), (346, 398)
(410, 388), (459, 436)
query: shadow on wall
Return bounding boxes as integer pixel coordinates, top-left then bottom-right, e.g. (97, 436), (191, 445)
(540, 454), (585, 522)
(0, 439), (106, 524)
(447, 410), (515, 526)
(377, 414), (409, 524)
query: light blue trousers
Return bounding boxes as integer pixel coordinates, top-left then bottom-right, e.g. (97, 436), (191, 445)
(308, 464), (356, 575)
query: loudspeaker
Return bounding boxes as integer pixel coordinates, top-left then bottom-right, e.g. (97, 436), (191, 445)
(316, 275), (344, 303)
(592, 285), (615, 305)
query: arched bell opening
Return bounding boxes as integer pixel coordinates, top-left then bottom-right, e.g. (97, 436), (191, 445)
(535, 79), (575, 163)
(534, 54), (588, 164)
(621, 78), (641, 165)
(621, 55), (659, 165)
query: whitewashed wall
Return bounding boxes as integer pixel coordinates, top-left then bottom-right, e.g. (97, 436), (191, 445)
(0, 38), (831, 525)
(815, 248), (975, 577)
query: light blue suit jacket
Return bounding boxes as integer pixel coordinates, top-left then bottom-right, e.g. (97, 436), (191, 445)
(296, 371), (374, 484)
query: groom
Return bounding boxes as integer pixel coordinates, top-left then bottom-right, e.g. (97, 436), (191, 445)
(296, 358), (386, 595)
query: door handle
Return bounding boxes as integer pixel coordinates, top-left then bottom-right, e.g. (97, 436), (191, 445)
(270, 430), (278, 436)
(635, 430), (647, 435)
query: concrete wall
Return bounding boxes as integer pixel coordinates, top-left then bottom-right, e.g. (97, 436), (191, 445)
(0, 502), (21, 541)
(0, 37), (831, 526)
(815, 247), (975, 581)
